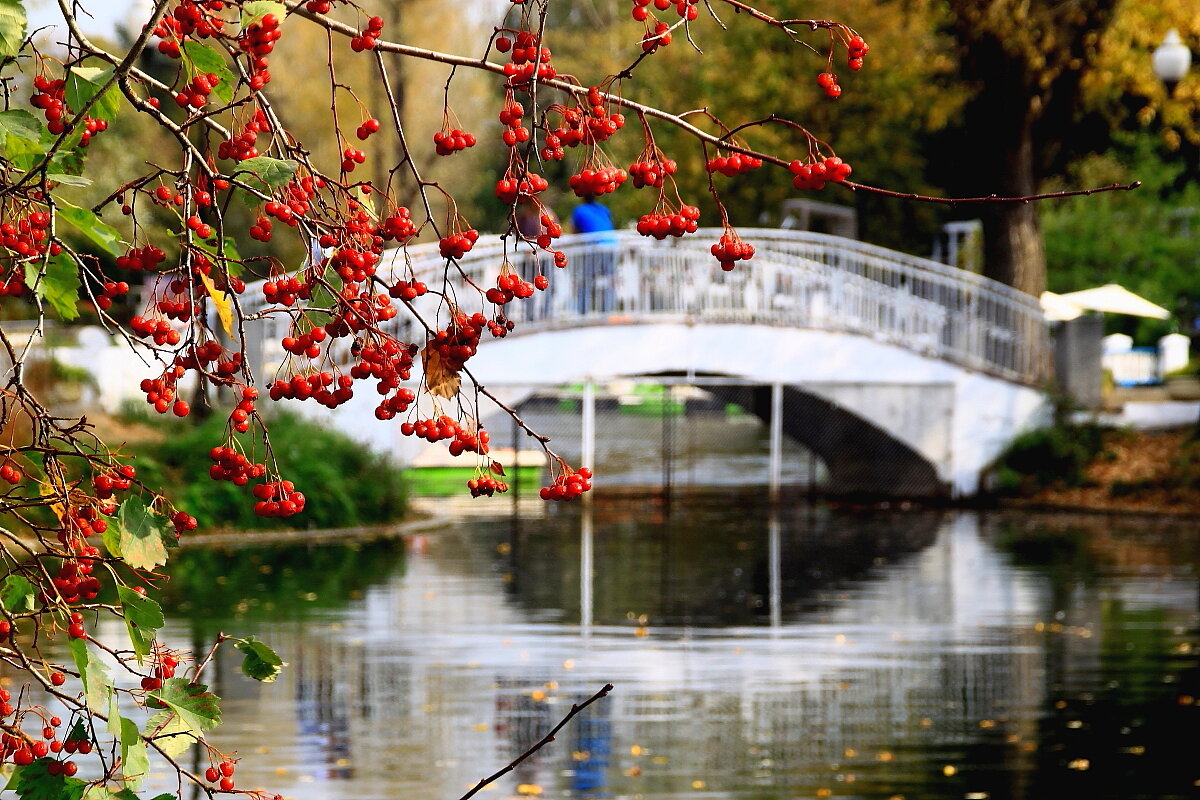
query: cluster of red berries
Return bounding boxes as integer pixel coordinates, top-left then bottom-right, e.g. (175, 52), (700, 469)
(95, 280), (130, 310)
(630, 155), (677, 189)
(325, 286), (399, 337)
(282, 328), (326, 359)
(545, 88), (625, 156)
(540, 468), (593, 501)
(0, 211), (56, 263)
(846, 34), (869, 70)
(495, 172), (549, 205)
(429, 311), (488, 372)
(351, 15), (385, 51)
(238, 12), (282, 90)
(209, 446), (267, 487)
(788, 156), (853, 190)
(63, 505), (115, 544)
(269, 371), (347, 408)
(67, 611), (87, 640)
(496, 30), (556, 86)
(93, 464), (136, 499)
(174, 72), (222, 110)
(130, 316), (181, 346)
(139, 652), (179, 691)
(642, 21), (673, 53)
(327, 246), (381, 282)
(400, 416), (491, 456)
(226, 386), (259, 434)
(0, 269), (25, 297)
(486, 271), (537, 306)
(350, 336), (416, 398)
(3, 718), (82, 774)
(498, 97), (530, 147)
(0, 462), (22, 485)
(185, 213), (214, 240)
(381, 207), (418, 243)
(636, 204), (700, 239)
(816, 72), (842, 99)
(354, 116), (381, 141)
(711, 231), (756, 271)
(252, 480), (306, 517)
(439, 226), (480, 259)
(434, 126), (476, 154)
(631, 0), (698, 21)
(529, 213), (563, 249)
(263, 274), (311, 306)
(468, 474), (508, 497)
(153, 1), (226, 57)
(388, 278), (429, 301)
(54, 555), (101, 605)
(205, 760), (238, 792)
(218, 109), (271, 161)
(341, 146), (367, 173)
(706, 152), (763, 177)
(570, 166), (627, 197)
(116, 243), (168, 271)
(250, 216), (277, 243)
(32, 76), (107, 142)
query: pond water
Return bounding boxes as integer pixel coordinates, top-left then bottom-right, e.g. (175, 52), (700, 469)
(144, 496), (1199, 800)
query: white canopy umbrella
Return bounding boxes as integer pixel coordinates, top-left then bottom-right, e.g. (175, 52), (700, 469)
(1055, 284), (1170, 320)
(1040, 291), (1084, 322)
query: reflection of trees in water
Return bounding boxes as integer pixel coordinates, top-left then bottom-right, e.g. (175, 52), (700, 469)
(159, 538), (406, 631)
(493, 493), (943, 626)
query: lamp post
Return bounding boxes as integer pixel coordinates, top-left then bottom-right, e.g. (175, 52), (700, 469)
(1153, 29), (1192, 97)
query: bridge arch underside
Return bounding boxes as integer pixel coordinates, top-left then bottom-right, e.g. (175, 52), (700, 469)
(469, 322), (1049, 498)
(704, 383), (948, 499)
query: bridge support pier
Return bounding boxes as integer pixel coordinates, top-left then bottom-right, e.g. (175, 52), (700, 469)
(769, 382), (783, 504)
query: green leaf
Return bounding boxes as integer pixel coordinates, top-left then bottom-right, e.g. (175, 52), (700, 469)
(182, 41), (235, 105)
(57, 202), (124, 257)
(47, 173), (92, 187)
(100, 515), (122, 560)
(65, 65), (122, 123)
(0, 109), (43, 146)
(24, 252), (82, 321)
(235, 156), (297, 189)
(82, 787), (141, 800)
(117, 586), (164, 663)
(194, 234), (244, 277)
(236, 636), (286, 682)
(142, 708), (197, 760)
(5, 758), (88, 800)
(116, 497), (169, 571)
(0, 0), (27, 60)
(242, 1), (285, 28)
(119, 717), (149, 791)
(3, 129), (46, 171)
(0, 573), (35, 612)
(69, 638), (113, 713)
(148, 678), (221, 735)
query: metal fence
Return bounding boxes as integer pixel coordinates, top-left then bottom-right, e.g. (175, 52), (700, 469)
(238, 228), (1050, 387)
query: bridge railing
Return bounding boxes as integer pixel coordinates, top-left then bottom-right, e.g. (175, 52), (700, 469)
(239, 228), (1050, 386)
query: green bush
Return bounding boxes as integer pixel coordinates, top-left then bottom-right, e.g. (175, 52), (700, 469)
(129, 411), (407, 531)
(993, 422), (1112, 492)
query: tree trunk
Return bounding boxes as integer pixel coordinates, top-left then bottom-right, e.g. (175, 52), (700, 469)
(978, 126), (1046, 297)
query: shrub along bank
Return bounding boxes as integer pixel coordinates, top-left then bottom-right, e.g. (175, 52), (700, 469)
(126, 410), (406, 531)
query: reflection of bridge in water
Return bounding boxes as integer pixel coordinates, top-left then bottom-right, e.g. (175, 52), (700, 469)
(194, 510), (1062, 800)
(245, 229), (1052, 497)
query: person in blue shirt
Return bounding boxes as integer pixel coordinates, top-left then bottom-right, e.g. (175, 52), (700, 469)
(571, 194), (618, 314)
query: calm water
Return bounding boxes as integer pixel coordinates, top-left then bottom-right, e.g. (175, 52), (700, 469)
(141, 497), (1199, 800)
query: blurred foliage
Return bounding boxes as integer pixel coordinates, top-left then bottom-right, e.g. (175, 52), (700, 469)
(991, 420), (1115, 494)
(1042, 131), (1200, 342)
(126, 410), (407, 531)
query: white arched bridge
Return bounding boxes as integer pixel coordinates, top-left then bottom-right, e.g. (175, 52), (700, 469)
(243, 229), (1052, 498)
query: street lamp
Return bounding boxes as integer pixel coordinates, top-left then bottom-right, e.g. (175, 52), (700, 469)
(1153, 29), (1192, 97)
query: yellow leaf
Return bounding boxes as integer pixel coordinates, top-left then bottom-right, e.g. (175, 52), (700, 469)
(198, 271), (234, 337)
